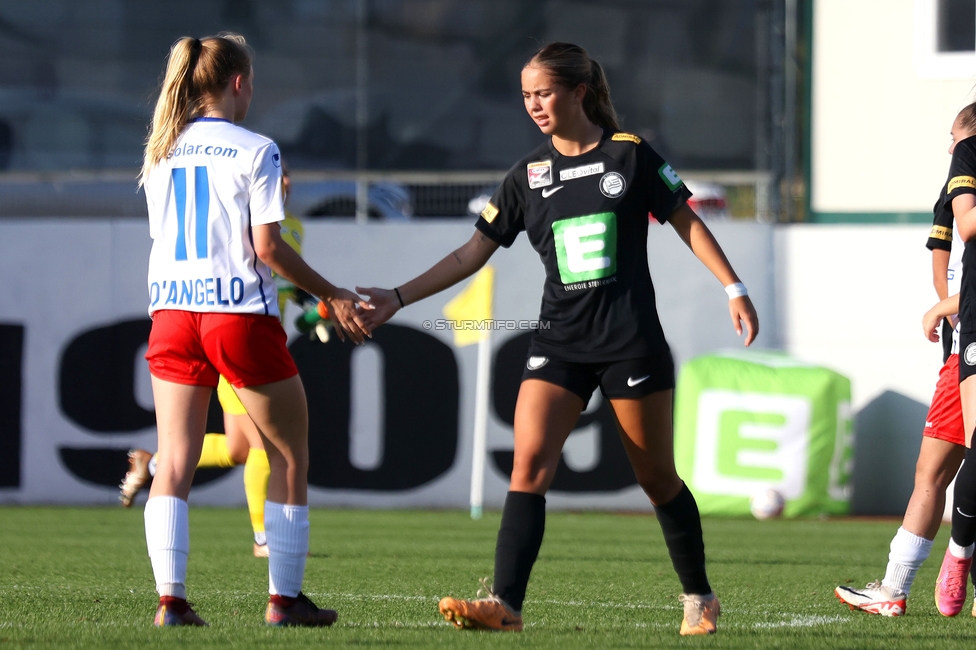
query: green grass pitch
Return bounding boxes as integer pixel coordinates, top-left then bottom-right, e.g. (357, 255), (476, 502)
(3, 507), (976, 648)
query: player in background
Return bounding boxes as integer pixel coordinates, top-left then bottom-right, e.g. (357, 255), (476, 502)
(120, 160), (331, 559)
(933, 94), (976, 616)
(834, 104), (976, 616)
(357, 42), (758, 636)
(139, 32), (369, 627)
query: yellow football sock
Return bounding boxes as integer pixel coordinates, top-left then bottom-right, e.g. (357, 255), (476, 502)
(197, 433), (236, 468)
(244, 448), (270, 540)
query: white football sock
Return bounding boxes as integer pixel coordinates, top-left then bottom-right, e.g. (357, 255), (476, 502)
(949, 539), (975, 559)
(144, 496), (189, 600)
(881, 527), (932, 595)
(265, 501), (309, 597)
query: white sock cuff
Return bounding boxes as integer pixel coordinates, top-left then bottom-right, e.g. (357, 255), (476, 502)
(144, 496), (189, 552)
(265, 501), (310, 556)
(888, 527), (933, 564)
(896, 527), (932, 548)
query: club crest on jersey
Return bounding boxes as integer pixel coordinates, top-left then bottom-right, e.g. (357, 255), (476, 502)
(527, 160), (553, 189)
(599, 172), (626, 198)
(559, 162), (604, 181)
(966, 343), (976, 366)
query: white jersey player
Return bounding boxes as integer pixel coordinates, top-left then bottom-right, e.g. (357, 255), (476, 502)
(138, 32), (369, 629)
(146, 118), (285, 317)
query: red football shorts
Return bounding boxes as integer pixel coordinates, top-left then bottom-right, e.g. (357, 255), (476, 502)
(924, 354), (964, 445)
(146, 309), (298, 388)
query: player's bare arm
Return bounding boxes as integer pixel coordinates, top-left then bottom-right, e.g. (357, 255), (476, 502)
(933, 248), (950, 300)
(953, 194), (976, 241)
(357, 230), (500, 329)
(923, 294), (960, 342)
(668, 203), (759, 345)
(252, 223), (371, 343)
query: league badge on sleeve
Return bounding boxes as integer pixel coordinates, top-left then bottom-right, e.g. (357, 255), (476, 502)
(527, 160), (553, 189)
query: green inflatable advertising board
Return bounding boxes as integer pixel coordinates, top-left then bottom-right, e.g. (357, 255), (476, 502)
(674, 351), (853, 517)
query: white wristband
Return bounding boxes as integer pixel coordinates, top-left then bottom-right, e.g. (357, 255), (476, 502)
(724, 282), (748, 299)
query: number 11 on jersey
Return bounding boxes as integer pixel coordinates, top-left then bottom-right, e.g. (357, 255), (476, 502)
(172, 166), (210, 261)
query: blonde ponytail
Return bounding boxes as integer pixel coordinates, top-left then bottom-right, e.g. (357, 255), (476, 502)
(958, 101), (976, 136)
(140, 33), (252, 185)
(140, 37), (200, 185)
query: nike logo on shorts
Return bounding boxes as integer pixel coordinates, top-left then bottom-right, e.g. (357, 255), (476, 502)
(957, 507), (976, 518)
(627, 375), (651, 387)
(526, 356), (549, 370)
(541, 186), (564, 198)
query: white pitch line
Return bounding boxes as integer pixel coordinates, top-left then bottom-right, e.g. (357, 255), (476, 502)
(751, 615), (849, 629)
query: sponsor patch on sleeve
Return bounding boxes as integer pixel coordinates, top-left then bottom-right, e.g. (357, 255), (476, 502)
(611, 132), (642, 144)
(929, 225), (952, 241)
(658, 163), (683, 191)
(481, 201), (499, 223)
(949, 176), (976, 193)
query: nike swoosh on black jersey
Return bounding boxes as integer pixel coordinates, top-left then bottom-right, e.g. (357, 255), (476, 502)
(540, 186), (564, 198)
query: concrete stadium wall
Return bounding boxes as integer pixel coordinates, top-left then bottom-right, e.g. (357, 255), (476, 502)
(811, 0), (976, 215)
(0, 220), (941, 513)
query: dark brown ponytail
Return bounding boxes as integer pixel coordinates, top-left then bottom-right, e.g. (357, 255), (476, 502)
(526, 42), (620, 131)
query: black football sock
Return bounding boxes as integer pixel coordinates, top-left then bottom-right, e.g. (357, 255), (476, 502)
(654, 482), (711, 595)
(492, 491), (546, 612)
(951, 448), (976, 548)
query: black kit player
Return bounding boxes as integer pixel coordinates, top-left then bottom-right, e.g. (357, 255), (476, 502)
(934, 130), (976, 615)
(357, 43), (758, 636)
(835, 106), (976, 618)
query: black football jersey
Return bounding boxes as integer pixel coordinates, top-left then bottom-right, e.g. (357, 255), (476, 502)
(476, 131), (692, 362)
(927, 183), (952, 253)
(944, 136), (976, 332)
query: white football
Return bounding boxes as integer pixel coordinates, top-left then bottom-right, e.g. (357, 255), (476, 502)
(749, 488), (785, 520)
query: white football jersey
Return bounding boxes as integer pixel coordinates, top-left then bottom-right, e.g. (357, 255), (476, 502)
(145, 118), (285, 317)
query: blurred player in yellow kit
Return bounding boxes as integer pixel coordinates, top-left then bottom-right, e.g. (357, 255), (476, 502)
(121, 161), (330, 558)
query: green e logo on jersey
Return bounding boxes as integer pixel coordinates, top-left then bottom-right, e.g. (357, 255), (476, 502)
(551, 212), (617, 284)
(658, 163), (683, 191)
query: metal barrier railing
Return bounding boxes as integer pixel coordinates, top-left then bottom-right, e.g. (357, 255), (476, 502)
(0, 169), (775, 222)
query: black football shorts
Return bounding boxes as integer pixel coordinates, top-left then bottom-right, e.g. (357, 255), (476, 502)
(520, 348), (675, 402)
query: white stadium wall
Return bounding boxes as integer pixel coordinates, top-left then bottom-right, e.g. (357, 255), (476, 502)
(0, 220), (941, 512)
(811, 0), (976, 217)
